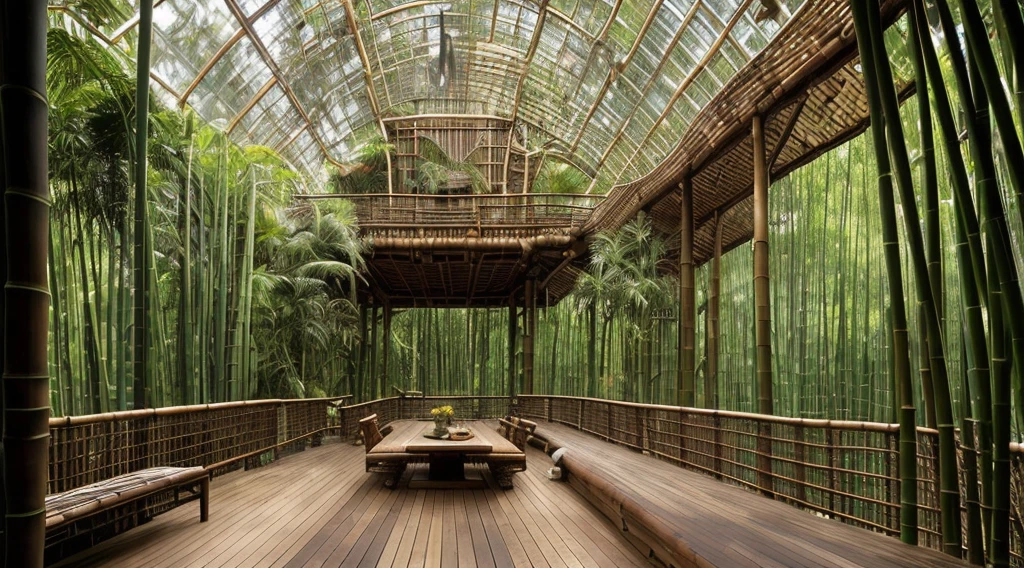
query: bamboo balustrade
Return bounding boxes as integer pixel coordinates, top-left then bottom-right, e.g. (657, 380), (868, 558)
(295, 193), (604, 239)
(517, 395), (1024, 561)
(44, 394), (1024, 562)
(47, 396), (351, 495)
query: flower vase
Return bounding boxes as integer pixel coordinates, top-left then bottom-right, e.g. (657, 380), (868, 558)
(433, 416), (448, 437)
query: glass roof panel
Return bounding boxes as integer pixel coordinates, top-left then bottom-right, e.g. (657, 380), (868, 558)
(54, 0), (802, 190)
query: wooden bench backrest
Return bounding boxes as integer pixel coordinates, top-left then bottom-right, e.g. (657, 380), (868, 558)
(498, 416), (536, 450)
(359, 414), (384, 452)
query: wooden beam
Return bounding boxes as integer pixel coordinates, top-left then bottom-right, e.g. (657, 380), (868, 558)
(766, 96), (808, 170)
(226, 77), (279, 135)
(617, 0), (756, 183)
(568, 0), (665, 154)
(179, 29), (247, 108)
(752, 113), (774, 498)
(523, 279), (536, 395)
(583, 2), (700, 192)
(707, 212), (722, 410)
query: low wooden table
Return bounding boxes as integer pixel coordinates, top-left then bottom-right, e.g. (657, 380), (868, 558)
(366, 420), (526, 489)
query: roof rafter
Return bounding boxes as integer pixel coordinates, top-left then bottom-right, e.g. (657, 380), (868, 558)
(615, 0), (755, 186)
(501, 0), (550, 193)
(179, 28), (246, 108)
(226, 76), (279, 135)
(568, 0), (665, 154)
(583, 1), (700, 193)
(223, 0), (342, 168)
(343, 0), (394, 193)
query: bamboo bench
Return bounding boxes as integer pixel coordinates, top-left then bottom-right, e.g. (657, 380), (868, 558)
(46, 466), (210, 532)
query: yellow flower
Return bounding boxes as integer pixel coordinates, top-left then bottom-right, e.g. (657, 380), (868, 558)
(431, 405), (454, 418)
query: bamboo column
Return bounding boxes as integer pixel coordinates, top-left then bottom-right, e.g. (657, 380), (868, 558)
(707, 213), (722, 409)
(508, 294), (518, 398)
(753, 115), (774, 415)
(679, 179), (695, 407)
(382, 303), (392, 394)
(524, 279), (536, 395)
(2, 2), (50, 565)
(753, 114), (774, 497)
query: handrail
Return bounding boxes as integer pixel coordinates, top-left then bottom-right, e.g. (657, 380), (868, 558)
(48, 396), (351, 427)
(45, 393), (1024, 561)
(522, 394), (901, 433)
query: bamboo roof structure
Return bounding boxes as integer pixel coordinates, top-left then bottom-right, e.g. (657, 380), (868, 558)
(50, 0), (912, 305)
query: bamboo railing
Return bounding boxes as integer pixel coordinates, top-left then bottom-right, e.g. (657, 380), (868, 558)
(517, 395), (1024, 561)
(296, 193), (604, 239)
(332, 395), (513, 438)
(47, 396), (351, 494)
(43, 394), (1024, 562)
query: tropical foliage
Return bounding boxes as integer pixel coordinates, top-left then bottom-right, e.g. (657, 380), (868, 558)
(46, 19), (364, 415)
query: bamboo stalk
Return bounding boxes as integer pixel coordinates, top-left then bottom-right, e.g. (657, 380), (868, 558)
(680, 178), (695, 407)
(1, 2), (50, 564)
(849, 0), (918, 545)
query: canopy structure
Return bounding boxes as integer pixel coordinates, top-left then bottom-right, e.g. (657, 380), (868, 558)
(50, 0), (910, 305)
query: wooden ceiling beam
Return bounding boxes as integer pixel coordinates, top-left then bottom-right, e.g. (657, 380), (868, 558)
(568, 0), (665, 154)
(226, 77), (279, 135)
(179, 29), (247, 108)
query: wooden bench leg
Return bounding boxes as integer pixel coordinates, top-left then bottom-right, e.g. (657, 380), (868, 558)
(200, 476), (210, 522)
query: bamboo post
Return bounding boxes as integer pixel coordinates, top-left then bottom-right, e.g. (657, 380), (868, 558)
(708, 213), (722, 409)
(382, 303), (392, 394)
(508, 294), (517, 399)
(523, 280), (536, 395)
(794, 425), (806, 503)
(753, 114), (774, 497)
(679, 179), (695, 408)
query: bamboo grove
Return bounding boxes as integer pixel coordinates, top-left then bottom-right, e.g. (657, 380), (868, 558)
(46, 5), (366, 415)
(27, 0), (1024, 565)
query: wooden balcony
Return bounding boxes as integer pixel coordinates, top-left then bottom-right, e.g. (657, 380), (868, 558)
(44, 396), (1022, 567)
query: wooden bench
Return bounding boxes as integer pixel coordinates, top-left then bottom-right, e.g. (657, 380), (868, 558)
(46, 466), (210, 533)
(529, 421), (968, 568)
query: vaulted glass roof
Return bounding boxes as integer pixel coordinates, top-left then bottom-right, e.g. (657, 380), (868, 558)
(51, 0), (800, 190)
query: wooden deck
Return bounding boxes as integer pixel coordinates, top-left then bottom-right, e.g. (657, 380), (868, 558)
(52, 434), (648, 568)
(535, 421), (968, 568)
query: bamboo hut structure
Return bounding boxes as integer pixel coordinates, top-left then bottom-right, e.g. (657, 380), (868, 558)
(5, 0), (1024, 566)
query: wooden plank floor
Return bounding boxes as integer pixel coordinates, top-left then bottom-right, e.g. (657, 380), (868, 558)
(536, 422), (968, 568)
(52, 434), (649, 568)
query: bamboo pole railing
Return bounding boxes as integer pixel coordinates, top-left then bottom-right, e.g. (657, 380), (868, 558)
(45, 393), (1023, 562)
(517, 394), (1023, 561)
(294, 193), (604, 239)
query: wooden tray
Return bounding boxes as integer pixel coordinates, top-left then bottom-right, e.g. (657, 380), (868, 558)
(448, 429), (475, 441)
